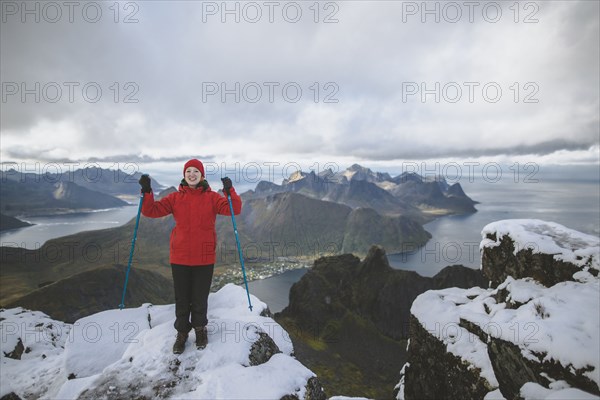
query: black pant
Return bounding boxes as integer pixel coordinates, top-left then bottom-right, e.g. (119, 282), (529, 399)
(171, 264), (214, 333)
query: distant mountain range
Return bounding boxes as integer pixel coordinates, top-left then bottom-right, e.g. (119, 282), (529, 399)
(248, 163), (477, 219)
(0, 168), (164, 221)
(1, 167), (165, 196)
(0, 164), (477, 317)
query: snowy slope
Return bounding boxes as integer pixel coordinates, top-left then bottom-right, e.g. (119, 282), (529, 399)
(1, 284), (321, 400)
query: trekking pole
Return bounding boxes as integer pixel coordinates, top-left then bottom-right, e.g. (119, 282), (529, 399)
(119, 192), (144, 310)
(226, 192), (253, 312)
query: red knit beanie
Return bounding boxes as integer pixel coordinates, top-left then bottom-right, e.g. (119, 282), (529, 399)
(183, 159), (205, 177)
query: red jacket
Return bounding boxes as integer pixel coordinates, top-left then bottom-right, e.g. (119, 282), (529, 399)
(141, 184), (242, 266)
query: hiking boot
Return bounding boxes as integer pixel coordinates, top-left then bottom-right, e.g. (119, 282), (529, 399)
(194, 326), (208, 350)
(172, 331), (188, 354)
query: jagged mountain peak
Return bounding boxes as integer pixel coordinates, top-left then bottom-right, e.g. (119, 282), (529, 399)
(282, 170), (320, 186)
(248, 164), (476, 217)
(393, 172), (424, 184)
(358, 245), (392, 274)
(287, 170), (307, 183)
(339, 164), (392, 183)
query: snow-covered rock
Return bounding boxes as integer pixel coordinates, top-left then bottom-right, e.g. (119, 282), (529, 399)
(0, 308), (71, 399)
(398, 219), (600, 400)
(481, 219), (599, 287)
(1, 284), (326, 400)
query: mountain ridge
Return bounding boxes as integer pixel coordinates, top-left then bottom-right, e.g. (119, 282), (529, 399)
(251, 164), (477, 219)
(4, 265), (175, 323)
(0, 173), (128, 219)
(0, 167), (166, 223)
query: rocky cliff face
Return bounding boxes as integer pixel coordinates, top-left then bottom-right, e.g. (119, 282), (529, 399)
(276, 246), (485, 398)
(398, 219), (600, 400)
(279, 246), (485, 341)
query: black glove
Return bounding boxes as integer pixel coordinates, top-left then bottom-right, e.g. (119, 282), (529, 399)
(221, 177), (233, 196)
(139, 174), (152, 193)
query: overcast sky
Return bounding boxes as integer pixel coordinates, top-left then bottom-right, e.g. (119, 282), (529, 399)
(1, 0), (599, 185)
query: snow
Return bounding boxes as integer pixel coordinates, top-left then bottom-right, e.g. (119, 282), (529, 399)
(1, 284), (315, 399)
(342, 170), (358, 181)
(287, 171), (307, 183)
(411, 274), (600, 392)
(481, 219), (600, 271)
(394, 362), (408, 400)
(330, 397), (371, 400)
(0, 308), (71, 399)
(64, 305), (152, 378)
(177, 354), (314, 399)
(408, 219), (600, 397)
(410, 287), (500, 387)
(483, 389), (506, 400)
(520, 382), (600, 400)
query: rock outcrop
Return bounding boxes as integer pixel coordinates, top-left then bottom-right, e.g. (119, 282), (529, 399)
(398, 219), (600, 400)
(481, 219), (598, 287)
(279, 246), (485, 340)
(276, 246), (486, 398)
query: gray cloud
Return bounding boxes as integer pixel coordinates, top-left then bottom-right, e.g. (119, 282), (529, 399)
(1, 1), (598, 165)
(1, 149), (213, 165)
(344, 140), (599, 162)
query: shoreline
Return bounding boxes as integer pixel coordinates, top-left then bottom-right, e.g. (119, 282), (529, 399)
(6, 205), (137, 220)
(212, 259), (312, 291)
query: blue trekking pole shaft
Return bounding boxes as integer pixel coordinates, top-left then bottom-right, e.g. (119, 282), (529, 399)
(227, 193), (253, 311)
(119, 193), (144, 310)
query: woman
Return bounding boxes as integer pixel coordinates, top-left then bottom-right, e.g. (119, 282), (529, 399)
(138, 158), (242, 354)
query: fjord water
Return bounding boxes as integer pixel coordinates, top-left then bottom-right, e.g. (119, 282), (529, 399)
(0, 206), (139, 249)
(388, 176), (600, 276)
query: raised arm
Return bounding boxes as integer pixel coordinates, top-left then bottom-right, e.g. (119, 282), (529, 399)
(141, 191), (175, 218)
(139, 174), (174, 218)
